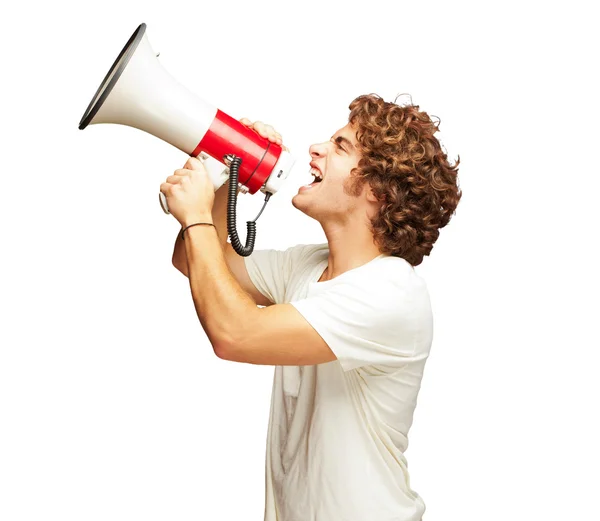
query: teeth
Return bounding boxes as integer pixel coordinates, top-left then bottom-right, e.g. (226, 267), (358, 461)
(309, 167), (322, 181)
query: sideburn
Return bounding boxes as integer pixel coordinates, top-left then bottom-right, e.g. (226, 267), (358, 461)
(343, 170), (367, 197)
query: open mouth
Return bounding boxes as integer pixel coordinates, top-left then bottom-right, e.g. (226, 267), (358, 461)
(309, 167), (323, 184)
(298, 166), (323, 192)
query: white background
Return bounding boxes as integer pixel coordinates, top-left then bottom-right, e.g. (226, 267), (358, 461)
(1, 1), (598, 520)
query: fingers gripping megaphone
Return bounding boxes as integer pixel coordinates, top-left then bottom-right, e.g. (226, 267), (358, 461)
(78, 23), (295, 256)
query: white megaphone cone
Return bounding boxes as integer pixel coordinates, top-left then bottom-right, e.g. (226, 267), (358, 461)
(78, 23), (295, 256)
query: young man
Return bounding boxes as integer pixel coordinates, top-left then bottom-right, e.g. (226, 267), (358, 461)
(160, 94), (461, 521)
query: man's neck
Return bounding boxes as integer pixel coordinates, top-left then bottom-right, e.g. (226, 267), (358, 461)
(319, 218), (382, 282)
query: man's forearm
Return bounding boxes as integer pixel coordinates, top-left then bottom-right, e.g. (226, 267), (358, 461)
(183, 223), (258, 354)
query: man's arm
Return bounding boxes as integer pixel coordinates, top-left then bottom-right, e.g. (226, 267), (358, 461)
(183, 223), (337, 366)
(172, 179), (274, 307)
(170, 120), (336, 365)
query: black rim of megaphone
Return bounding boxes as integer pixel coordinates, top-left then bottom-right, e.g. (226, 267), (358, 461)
(78, 23), (147, 130)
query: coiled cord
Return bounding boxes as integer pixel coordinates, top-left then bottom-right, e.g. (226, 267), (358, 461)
(227, 155), (272, 257)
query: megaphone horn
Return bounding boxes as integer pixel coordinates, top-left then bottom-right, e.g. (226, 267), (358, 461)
(78, 23), (295, 256)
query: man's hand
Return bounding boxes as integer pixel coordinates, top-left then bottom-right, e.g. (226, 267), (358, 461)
(239, 118), (289, 151)
(159, 156), (215, 227)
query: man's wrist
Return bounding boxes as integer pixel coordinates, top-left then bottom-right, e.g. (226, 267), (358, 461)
(181, 215), (214, 228)
(179, 218), (217, 242)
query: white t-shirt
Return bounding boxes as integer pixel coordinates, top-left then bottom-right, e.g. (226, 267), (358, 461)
(244, 243), (433, 521)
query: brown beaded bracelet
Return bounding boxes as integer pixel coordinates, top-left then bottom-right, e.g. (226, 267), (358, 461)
(180, 223), (216, 241)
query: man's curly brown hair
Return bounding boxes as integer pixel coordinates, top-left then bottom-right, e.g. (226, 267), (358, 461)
(345, 94), (461, 266)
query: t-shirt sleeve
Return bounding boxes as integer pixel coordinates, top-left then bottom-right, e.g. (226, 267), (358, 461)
(290, 273), (433, 372)
(243, 244), (314, 305)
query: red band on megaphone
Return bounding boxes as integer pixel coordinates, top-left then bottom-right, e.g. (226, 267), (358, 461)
(193, 110), (282, 194)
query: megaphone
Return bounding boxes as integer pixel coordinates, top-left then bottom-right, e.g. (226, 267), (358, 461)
(78, 23), (295, 256)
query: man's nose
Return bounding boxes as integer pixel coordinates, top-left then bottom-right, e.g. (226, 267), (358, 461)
(309, 141), (328, 158)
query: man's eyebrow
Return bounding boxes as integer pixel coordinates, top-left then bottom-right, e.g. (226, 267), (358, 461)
(332, 135), (355, 151)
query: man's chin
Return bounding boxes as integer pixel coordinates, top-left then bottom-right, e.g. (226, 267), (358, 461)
(291, 194), (309, 215)
(291, 192), (300, 207)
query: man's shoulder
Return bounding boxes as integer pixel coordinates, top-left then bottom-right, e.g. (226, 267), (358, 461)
(347, 255), (428, 298)
(285, 242), (328, 265)
(357, 254), (415, 281)
(248, 243), (326, 264)
(289, 242), (328, 254)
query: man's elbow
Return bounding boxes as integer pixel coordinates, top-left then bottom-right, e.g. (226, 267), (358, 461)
(212, 336), (239, 361)
(214, 344), (231, 361)
(212, 327), (251, 362)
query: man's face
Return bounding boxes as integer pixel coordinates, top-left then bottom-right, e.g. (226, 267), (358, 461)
(292, 122), (368, 222)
